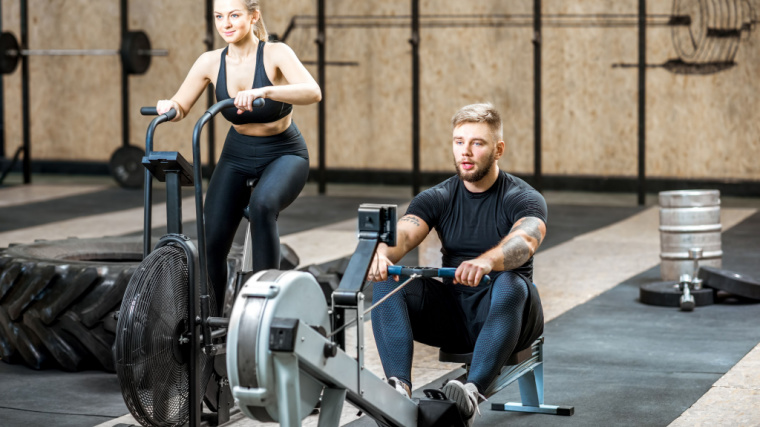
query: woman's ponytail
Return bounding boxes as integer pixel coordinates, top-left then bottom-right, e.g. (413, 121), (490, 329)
(254, 15), (269, 41)
(244, 0), (269, 41)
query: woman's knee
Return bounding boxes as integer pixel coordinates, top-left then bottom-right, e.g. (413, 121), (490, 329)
(248, 193), (279, 220)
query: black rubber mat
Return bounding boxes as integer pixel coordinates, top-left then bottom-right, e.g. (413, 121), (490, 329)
(2, 185), (751, 427)
(349, 210), (760, 427)
(0, 187), (195, 233)
(389, 210), (760, 427)
(0, 362), (126, 427)
(540, 204), (645, 251)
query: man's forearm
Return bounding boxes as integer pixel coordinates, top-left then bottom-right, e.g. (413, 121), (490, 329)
(482, 217), (546, 271)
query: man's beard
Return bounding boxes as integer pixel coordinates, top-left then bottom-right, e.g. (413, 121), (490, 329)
(454, 149), (497, 183)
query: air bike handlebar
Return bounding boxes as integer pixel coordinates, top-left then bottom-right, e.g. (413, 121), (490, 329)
(190, 97), (265, 305)
(388, 265), (491, 286)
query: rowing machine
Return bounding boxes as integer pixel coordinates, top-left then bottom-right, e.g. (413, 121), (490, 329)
(226, 204), (469, 426)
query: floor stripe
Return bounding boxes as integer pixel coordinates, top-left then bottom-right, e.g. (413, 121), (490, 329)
(535, 206), (757, 322)
(0, 197), (197, 248)
(0, 184), (108, 208)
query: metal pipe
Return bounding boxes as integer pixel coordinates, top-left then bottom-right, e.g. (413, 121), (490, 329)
(0, 0), (5, 159)
(533, 0), (542, 192)
(638, 0), (646, 206)
(317, 0), (327, 194)
(205, 0), (216, 176)
(193, 111), (214, 304)
(12, 48), (167, 56)
(21, 0), (30, 183)
(120, 0), (129, 149)
(185, 242), (201, 427)
(411, 0), (421, 196)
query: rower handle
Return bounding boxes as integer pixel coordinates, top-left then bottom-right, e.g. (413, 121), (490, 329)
(387, 266), (491, 285)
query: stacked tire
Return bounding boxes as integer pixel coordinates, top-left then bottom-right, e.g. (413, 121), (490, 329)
(0, 237), (143, 371)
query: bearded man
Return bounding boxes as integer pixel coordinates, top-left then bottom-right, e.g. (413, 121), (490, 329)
(367, 103), (547, 426)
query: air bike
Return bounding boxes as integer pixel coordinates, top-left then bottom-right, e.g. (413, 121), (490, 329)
(225, 204), (574, 426)
(113, 98), (268, 427)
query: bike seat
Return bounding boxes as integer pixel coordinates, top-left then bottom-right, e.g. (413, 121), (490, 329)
(242, 179), (259, 220)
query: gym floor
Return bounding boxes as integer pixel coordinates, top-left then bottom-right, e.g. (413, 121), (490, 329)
(1, 173), (759, 427)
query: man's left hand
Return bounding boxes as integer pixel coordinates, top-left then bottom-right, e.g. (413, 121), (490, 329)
(454, 259), (492, 287)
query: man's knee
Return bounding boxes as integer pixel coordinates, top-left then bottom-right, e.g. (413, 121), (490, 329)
(491, 271), (530, 307)
(372, 278), (400, 299)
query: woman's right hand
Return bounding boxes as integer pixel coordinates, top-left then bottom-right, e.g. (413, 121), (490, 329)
(367, 252), (397, 282)
(157, 99), (181, 120)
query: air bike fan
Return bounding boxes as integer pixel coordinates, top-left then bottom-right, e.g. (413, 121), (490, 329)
(114, 98), (264, 427)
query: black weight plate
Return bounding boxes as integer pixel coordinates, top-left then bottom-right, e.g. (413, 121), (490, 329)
(639, 281), (714, 307)
(0, 32), (20, 75)
(121, 30), (151, 75)
(699, 266), (760, 301)
(109, 145), (146, 189)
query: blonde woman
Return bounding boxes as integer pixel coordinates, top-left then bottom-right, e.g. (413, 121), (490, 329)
(156, 0), (321, 309)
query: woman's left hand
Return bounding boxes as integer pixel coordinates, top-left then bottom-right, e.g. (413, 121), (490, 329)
(234, 88), (267, 114)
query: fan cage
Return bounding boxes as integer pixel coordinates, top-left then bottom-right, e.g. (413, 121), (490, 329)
(115, 244), (215, 427)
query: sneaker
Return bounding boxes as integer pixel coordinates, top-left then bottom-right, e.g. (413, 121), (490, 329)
(388, 377), (411, 398)
(441, 380), (482, 425)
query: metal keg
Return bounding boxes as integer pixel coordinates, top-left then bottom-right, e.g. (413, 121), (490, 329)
(659, 190), (722, 281)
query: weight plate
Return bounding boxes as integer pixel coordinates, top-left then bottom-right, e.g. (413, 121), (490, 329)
(121, 30), (151, 75)
(699, 266), (760, 301)
(639, 281), (714, 307)
(0, 32), (20, 75)
(109, 145), (145, 189)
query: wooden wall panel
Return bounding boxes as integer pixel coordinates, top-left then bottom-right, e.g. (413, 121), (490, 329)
(2, 0), (758, 181)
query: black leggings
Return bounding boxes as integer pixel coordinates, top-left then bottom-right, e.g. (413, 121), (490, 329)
(204, 124), (309, 307)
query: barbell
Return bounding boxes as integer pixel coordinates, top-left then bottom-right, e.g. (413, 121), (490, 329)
(0, 30), (167, 75)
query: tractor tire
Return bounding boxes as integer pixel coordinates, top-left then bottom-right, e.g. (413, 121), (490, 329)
(0, 237), (143, 371)
(0, 236), (293, 372)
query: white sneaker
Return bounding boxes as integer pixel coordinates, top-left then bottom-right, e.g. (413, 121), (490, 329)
(388, 377), (411, 398)
(441, 380), (482, 425)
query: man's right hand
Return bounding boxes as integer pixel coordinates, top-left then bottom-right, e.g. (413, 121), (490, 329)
(367, 252), (398, 282)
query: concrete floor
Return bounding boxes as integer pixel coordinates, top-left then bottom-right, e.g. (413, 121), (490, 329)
(1, 173), (759, 427)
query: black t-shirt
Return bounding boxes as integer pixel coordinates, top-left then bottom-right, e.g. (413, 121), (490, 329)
(406, 171), (548, 281)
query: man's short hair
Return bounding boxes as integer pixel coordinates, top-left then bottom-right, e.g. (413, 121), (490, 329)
(451, 103), (503, 140)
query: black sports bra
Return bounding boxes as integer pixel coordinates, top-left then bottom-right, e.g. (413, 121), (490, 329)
(215, 41), (293, 125)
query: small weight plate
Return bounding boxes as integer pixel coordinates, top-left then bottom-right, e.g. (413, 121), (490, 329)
(109, 145), (146, 189)
(699, 266), (760, 301)
(121, 31), (151, 75)
(0, 32), (20, 75)
(639, 281), (714, 307)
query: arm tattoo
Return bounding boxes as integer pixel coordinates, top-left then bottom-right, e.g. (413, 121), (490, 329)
(514, 217), (545, 247)
(501, 239), (532, 270)
(500, 217), (545, 270)
(400, 215), (421, 227)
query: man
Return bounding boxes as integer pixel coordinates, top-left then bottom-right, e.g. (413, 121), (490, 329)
(368, 103), (546, 426)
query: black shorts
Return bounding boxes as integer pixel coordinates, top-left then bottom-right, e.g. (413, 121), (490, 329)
(401, 270), (544, 354)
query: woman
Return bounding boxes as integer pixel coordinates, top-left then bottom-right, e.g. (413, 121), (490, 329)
(156, 0), (321, 308)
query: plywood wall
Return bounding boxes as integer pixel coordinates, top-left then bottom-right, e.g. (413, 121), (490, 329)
(2, 0), (758, 181)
